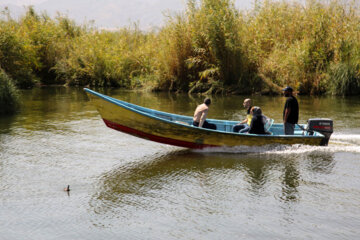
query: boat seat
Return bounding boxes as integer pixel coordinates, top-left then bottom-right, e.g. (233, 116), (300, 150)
(294, 130), (305, 135)
(174, 120), (190, 126)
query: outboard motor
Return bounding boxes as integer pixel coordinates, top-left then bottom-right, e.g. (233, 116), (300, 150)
(306, 118), (333, 146)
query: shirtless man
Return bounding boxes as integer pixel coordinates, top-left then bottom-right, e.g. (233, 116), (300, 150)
(193, 98), (217, 130)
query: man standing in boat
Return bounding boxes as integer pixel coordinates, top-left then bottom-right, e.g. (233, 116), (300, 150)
(282, 86), (299, 135)
(193, 98), (217, 130)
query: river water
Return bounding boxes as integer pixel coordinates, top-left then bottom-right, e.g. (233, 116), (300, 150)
(0, 87), (359, 240)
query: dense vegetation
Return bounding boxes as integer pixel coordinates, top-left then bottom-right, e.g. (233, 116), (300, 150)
(0, 70), (19, 114)
(0, 0), (359, 101)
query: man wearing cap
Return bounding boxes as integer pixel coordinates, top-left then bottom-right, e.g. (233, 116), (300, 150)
(282, 86), (299, 135)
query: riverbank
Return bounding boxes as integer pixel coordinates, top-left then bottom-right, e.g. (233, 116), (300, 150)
(1, 0), (359, 98)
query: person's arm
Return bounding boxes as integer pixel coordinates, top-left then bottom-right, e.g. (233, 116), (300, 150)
(199, 109), (208, 127)
(236, 119), (247, 125)
(239, 118), (247, 124)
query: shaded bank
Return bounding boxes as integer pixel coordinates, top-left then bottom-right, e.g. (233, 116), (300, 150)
(0, 0), (359, 96)
(0, 70), (19, 115)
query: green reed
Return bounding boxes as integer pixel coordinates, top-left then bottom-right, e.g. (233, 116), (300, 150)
(156, 0), (251, 94)
(0, 70), (19, 115)
(0, 1), (359, 95)
(242, 0), (360, 95)
(0, 13), (35, 88)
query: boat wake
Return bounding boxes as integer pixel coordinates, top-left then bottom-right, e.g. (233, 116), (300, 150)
(330, 133), (360, 146)
(193, 133), (360, 155)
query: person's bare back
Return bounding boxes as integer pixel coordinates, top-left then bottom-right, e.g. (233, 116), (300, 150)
(192, 98), (216, 130)
(193, 103), (209, 127)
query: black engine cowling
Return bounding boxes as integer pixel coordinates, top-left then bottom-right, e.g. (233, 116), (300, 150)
(306, 118), (333, 146)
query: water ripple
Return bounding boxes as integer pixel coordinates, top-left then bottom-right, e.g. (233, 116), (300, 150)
(194, 136), (360, 155)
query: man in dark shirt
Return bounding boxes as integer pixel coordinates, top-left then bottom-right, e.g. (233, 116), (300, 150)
(282, 86), (299, 135)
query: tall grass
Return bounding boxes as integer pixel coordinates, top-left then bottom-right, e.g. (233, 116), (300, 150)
(328, 62), (360, 95)
(18, 8), (82, 85)
(156, 0), (251, 94)
(54, 27), (158, 88)
(242, 0), (360, 95)
(0, 70), (19, 115)
(0, 10), (35, 88)
(0, 1), (359, 95)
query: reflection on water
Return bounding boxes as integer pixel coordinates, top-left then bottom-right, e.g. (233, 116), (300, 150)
(1, 87), (360, 240)
(0, 87), (92, 133)
(305, 152), (335, 174)
(89, 150), (335, 225)
(281, 160), (299, 202)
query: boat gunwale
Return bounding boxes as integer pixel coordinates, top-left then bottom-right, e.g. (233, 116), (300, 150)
(84, 88), (324, 140)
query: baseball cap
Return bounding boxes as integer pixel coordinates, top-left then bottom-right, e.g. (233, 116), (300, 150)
(282, 86), (293, 92)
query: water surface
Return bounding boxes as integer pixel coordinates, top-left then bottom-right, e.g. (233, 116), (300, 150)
(0, 87), (359, 239)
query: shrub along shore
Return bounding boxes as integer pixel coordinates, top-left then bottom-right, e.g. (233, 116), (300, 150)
(0, 0), (359, 111)
(0, 70), (19, 114)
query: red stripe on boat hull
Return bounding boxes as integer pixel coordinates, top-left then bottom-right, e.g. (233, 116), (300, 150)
(103, 119), (215, 149)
